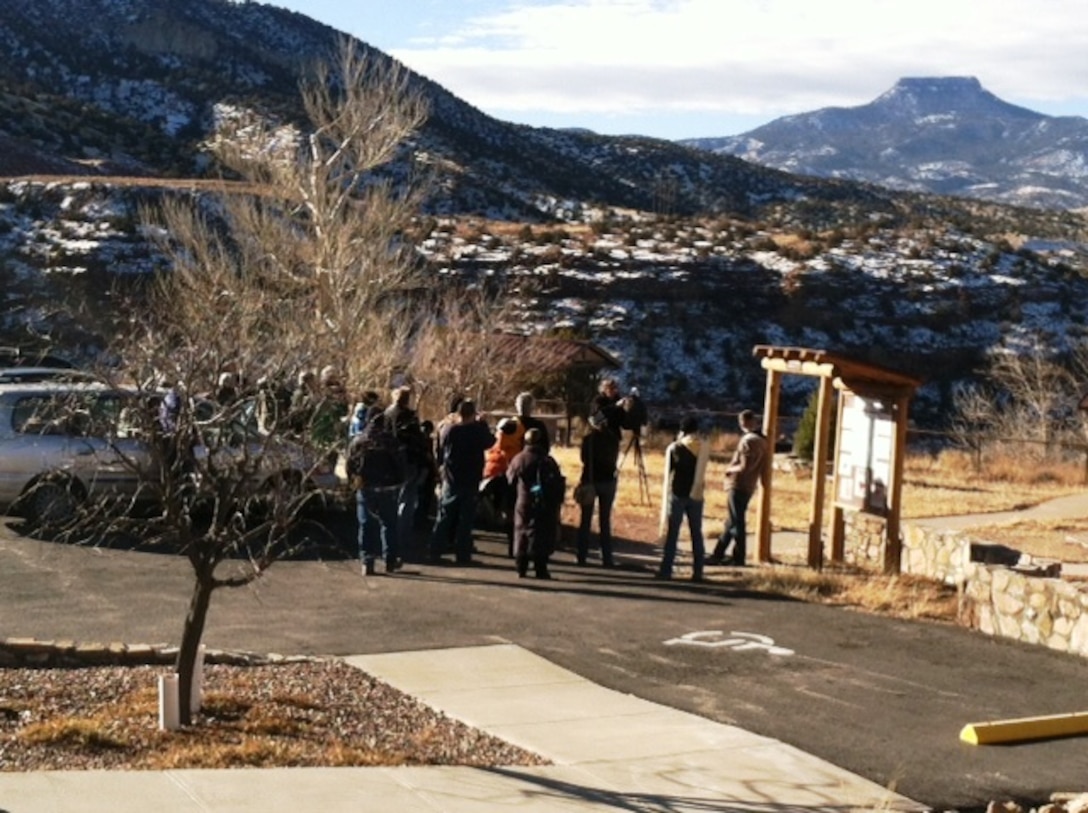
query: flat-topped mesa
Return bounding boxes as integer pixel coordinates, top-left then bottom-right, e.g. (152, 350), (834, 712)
(873, 75), (1038, 120)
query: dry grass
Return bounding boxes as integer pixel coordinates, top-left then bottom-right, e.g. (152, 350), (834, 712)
(742, 566), (960, 622)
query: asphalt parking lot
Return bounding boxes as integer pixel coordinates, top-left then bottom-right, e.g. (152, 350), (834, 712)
(3, 513), (1088, 810)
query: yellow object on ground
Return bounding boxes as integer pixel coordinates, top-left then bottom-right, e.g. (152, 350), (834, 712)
(960, 711), (1088, 745)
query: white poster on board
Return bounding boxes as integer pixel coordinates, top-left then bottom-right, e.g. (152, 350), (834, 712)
(836, 393), (894, 515)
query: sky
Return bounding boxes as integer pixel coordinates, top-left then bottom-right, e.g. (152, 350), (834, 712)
(268, 0), (1088, 141)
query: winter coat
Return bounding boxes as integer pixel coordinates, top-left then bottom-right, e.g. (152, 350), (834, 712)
(506, 446), (563, 557)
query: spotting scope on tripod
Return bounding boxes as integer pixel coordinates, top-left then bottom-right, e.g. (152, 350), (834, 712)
(617, 388), (652, 505)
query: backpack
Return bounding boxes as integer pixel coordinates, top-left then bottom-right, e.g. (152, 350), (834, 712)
(346, 415), (406, 488)
(531, 455), (564, 513)
(400, 417), (431, 468)
(387, 406), (430, 468)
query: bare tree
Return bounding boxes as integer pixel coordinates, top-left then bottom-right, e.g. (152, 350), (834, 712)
(949, 382), (998, 471)
(951, 344), (1082, 466)
(409, 285), (569, 419)
(988, 348), (1076, 448)
(102, 38), (431, 725)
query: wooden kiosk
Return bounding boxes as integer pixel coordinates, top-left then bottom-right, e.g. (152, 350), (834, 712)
(752, 346), (922, 573)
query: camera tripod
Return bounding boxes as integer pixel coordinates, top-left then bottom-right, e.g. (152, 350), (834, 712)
(618, 430), (652, 506)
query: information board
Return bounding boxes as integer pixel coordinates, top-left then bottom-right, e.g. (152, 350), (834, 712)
(835, 393), (895, 515)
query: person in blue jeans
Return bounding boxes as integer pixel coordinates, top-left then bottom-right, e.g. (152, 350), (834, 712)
(357, 483), (400, 575)
(384, 385), (429, 561)
(428, 399), (494, 565)
(656, 415), (710, 581)
(576, 407), (620, 567)
(346, 408), (406, 575)
(709, 409), (769, 567)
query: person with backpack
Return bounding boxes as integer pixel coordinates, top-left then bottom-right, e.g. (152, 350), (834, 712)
(506, 428), (564, 579)
(656, 415), (710, 582)
(384, 385), (429, 560)
(346, 407), (406, 575)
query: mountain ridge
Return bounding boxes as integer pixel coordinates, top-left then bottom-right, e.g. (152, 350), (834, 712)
(681, 77), (1088, 210)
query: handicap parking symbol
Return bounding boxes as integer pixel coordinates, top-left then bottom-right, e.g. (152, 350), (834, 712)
(664, 630), (794, 656)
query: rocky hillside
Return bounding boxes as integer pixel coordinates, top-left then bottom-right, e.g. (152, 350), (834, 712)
(682, 77), (1088, 211)
(2, 1), (1088, 423)
(4, 178), (1087, 423)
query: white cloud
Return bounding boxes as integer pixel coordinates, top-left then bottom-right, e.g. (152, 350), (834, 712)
(386, 0), (1088, 132)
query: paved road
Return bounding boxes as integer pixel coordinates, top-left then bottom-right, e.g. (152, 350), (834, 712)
(3, 514), (1088, 810)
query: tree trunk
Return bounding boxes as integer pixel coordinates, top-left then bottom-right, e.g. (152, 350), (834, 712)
(175, 567), (215, 726)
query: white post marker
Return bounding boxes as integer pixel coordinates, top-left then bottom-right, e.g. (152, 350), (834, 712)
(158, 673), (180, 731)
(664, 630), (794, 656)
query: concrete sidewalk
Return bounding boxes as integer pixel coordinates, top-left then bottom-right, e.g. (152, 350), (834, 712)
(0, 644), (924, 812)
(911, 490), (1088, 531)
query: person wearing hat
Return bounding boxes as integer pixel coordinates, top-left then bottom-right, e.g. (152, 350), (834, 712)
(506, 427), (564, 579)
(575, 397), (622, 568)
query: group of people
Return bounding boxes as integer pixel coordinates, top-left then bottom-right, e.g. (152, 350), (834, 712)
(344, 375), (771, 584)
(655, 408), (769, 582)
(346, 387), (565, 580)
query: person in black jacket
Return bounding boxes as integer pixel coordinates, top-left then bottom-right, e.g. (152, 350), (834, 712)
(346, 408), (406, 575)
(506, 428), (563, 579)
(428, 399), (494, 566)
(514, 391), (551, 451)
(656, 415), (710, 581)
(384, 385), (429, 559)
(575, 403), (621, 568)
(595, 378), (635, 441)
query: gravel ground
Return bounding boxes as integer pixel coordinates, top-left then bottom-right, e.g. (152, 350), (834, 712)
(0, 660), (549, 771)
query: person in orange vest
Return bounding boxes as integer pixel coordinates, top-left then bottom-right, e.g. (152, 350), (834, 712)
(481, 418), (520, 551)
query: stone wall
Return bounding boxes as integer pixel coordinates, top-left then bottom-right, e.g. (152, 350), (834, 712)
(843, 513), (1088, 658)
(960, 564), (1088, 657)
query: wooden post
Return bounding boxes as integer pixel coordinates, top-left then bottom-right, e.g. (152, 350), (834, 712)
(831, 505), (846, 562)
(828, 387), (848, 562)
(757, 369), (781, 563)
(883, 394), (910, 574)
(807, 376), (834, 569)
